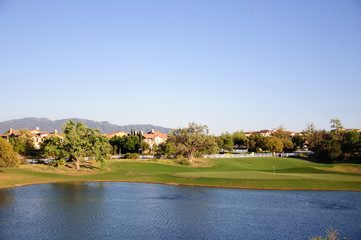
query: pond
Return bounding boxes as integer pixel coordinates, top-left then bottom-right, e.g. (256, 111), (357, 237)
(0, 182), (360, 239)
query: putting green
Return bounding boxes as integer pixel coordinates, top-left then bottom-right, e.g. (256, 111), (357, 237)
(173, 171), (361, 182)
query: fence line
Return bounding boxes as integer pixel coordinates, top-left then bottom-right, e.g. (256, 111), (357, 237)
(205, 152), (305, 159)
(26, 158), (55, 164)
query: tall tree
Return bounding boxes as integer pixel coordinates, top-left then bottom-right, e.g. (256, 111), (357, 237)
(329, 118), (345, 146)
(156, 141), (175, 158)
(315, 139), (342, 162)
(42, 135), (65, 160)
(246, 134), (266, 152)
(8, 129), (38, 158)
(232, 131), (246, 147)
(168, 122), (217, 163)
(272, 128), (290, 140)
(120, 135), (140, 154)
(0, 138), (19, 167)
(292, 134), (304, 150)
(109, 135), (122, 154)
(303, 123), (315, 143)
(45, 120), (111, 169)
(330, 118), (343, 132)
(264, 136), (283, 152)
(218, 132), (234, 151)
(140, 141), (150, 153)
(343, 129), (360, 147)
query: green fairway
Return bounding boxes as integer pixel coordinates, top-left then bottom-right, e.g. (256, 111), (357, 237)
(1, 157), (361, 190)
(173, 171), (361, 181)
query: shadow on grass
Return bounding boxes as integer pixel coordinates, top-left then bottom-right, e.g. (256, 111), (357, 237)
(80, 162), (101, 170)
(63, 161), (101, 170)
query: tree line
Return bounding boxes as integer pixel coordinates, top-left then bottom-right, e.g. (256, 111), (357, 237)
(303, 119), (360, 163)
(1, 119), (360, 169)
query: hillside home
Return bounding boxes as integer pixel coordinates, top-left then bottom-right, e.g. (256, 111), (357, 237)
(28, 127), (49, 149)
(1, 127), (61, 149)
(1, 128), (22, 139)
(259, 130), (273, 137)
(142, 129), (168, 148)
(244, 131), (255, 137)
(107, 131), (129, 139)
(47, 130), (64, 141)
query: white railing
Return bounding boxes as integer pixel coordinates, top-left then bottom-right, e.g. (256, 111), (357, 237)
(232, 149), (248, 153)
(26, 158), (55, 164)
(205, 152), (307, 159)
(139, 155), (155, 159)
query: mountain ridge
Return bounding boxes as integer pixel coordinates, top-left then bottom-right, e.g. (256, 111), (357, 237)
(0, 117), (172, 134)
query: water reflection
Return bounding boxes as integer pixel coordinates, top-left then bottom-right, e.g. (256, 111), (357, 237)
(0, 182), (360, 240)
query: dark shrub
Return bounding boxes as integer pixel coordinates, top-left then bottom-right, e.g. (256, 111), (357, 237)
(125, 153), (139, 159)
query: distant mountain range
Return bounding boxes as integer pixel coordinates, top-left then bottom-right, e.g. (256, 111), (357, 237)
(0, 118), (172, 134)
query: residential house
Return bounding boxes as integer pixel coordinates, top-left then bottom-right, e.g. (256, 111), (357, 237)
(28, 127), (49, 149)
(244, 131), (255, 137)
(47, 130), (64, 141)
(244, 130), (273, 137)
(142, 129), (168, 148)
(1, 128), (22, 139)
(107, 131), (129, 139)
(259, 130), (273, 137)
(1, 127), (59, 149)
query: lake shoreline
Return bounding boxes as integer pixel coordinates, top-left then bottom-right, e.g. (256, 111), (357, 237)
(1, 157), (360, 191)
(2, 179), (361, 192)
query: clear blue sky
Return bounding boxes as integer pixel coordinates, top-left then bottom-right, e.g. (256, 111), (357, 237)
(1, 0), (360, 135)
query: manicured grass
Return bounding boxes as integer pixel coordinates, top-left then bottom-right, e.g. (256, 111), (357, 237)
(1, 157), (360, 190)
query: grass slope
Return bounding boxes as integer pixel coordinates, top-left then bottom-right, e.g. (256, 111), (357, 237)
(1, 157), (361, 190)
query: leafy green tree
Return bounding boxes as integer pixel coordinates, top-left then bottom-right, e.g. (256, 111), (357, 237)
(46, 121), (111, 169)
(343, 129), (359, 147)
(315, 139), (342, 162)
(124, 153), (139, 159)
(217, 132), (234, 151)
(292, 134), (304, 150)
(140, 141), (150, 153)
(272, 128), (290, 140)
(303, 123), (315, 147)
(8, 129), (38, 158)
(304, 123), (315, 136)
(264, 137), (283, 152)
(156, 141), (176, 158)
(246, 134), (266, 152)
(279, 138), (293, 152)
(120, 135), (140, 154)
(270, 128), (295, 152)
(87, 133), (112, 167)
(232, 131), (246, 147)
(330, 118), (343, 132)
(307, 130), (330, 150)
(330, 119), (344, 142)
(109, 135), (122, 154)
(42, 136), (67, 167)
(168, 122), (217, 163)
(152, 143), (158, 153)
(42, 136), (64, 158)
(201, 136), (219, 155)
(0, 138), (19, 167)
(341, 129), (361, 161)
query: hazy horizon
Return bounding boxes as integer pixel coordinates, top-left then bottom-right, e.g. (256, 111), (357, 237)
(0, 116), (355, 135)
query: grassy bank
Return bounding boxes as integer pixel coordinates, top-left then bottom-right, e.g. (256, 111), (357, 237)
(1, 157), (361, 190)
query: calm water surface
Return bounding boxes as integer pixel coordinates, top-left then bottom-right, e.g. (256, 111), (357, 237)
(0, 182), (360, 240)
